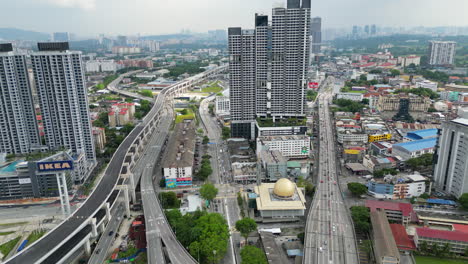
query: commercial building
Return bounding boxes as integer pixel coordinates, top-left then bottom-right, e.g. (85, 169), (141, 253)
(229, 0), (311, 139)
(434, 118), (468, 198)
(254, 178), (306, 220)
(228, 138), (257, 182)
(415, 80), (438, 91)
(162, 121), (195, 188)
(367, 174), (427, 200)
(92, 127), (106, 152)
(370, 210), (400, 264)
(256, 122), (307, 137)
(0, 151), (77, 200)
(397, 55), (420, 67)
(112, 46), (141, 55)
(0, 43), (41, 154)
(31, 42), (96, 182)
(414, 228), (468, 255)
(366, 200), (417, 226)
(392, 138), (437, 161)
(363, 156), (398, 173)
(311, 17), (321, 54)
(377, 94), (431, 112)
(257, 135), (310, 158)
(428, 41), (456, 66)
(336, 92), (364, 102)
(403, 128), (439, 141)
(215, 96), (230, 117)
(259, 149), (288, 181)
(85, 60), (119, 73)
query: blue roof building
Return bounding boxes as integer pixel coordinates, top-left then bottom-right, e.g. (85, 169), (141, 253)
(404, 129), (439, 141)
(392, 138), (437, 161)
(367, 181), (394, 199)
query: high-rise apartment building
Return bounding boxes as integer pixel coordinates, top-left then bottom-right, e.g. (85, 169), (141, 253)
(434, 118), (468, 198)
(0, 43), (41, 154)
(428, 41), (456, 65)
(311, 17), (322, 54)
(371, 24), (377, 35)
(229, 0), (311, 139)
(31, 42), (96, 181)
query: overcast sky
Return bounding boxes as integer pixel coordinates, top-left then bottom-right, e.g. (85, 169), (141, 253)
(1, 0), (467, 37)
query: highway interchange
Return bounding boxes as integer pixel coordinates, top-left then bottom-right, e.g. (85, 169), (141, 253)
(303, 77), (358, 264)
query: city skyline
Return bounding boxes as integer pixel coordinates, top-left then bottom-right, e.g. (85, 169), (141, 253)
(1, 0), (467, 37)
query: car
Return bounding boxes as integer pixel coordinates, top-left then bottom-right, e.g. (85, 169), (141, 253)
(109, 231), (114, 236)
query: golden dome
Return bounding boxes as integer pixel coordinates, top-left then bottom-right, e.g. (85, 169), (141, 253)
(273, 178), (295, 198)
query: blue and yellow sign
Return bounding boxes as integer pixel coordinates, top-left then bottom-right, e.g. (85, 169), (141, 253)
(37, 160), (73, 172)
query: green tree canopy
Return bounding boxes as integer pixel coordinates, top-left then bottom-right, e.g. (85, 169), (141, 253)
(459, 193), (468, 210)
(202, 136), (209, 145)
(350, 206), (370, 233)
(235, 218), (257, 242)
(222, 126), (231, 140)
(200, 183), (218, 202)
(347, 182), (367, 197)
(159, 192), (180, 209)
(240, 245), (268, 264)
(390, 69), (401, 77)
(405, 153), (433, 170)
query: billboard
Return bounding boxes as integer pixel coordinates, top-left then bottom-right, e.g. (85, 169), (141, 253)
(176, 177), (192, 182)
(37, 160), (73, 172)
(18, 178), (31, 185)
(165, 178), (176, 188)
(308, 82), (319, 89)
(344, 149), (361, 155)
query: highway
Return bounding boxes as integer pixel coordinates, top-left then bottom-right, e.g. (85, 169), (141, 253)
(106, 70), (154, 102)
(303, 77), (358, 264)
(140, 105), (197, 264)
(6, 65), (226, 264)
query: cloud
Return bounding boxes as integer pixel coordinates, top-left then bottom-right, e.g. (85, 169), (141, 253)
(43, 0), (96, 10)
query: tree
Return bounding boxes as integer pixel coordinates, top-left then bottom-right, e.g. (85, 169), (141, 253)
(139, 90), (153, 97)
(93, 119), (105, 128)
(427, 107), (437, 112)
(350, 206), (370, 233)
(419, 193), (430, 199)
(202, 136), (209, 145)
(297, 232), (305, 244)
(235, 218), (257, 243)
(459, 193), (468, 210)
(159, 192), (181, 209)
(222, 126), (231, 140)
(406, 153), (433, 170)
(348, 182), (367, 197)
(390, 69), (401, 77)
(180, 109), (188, 115)
(159, 178), (166, 188)
(240, 245), (267, 264)
(419, 240), (429, 254)
(200, 183), (218, 202)
(361, 98), (369, 105)
(359, 74), (367, 81)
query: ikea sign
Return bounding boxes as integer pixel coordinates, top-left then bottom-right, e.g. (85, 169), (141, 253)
(37, 161), (73, 172)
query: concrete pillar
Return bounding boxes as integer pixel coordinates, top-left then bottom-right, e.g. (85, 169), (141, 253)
(129, 173), (137, 202)
(90, 217), (98, 237)
(56, 172), (71, 217)
(84, 239), (91, 255)
(123, 187), (131, 217)
(104, 202), (111, 222)
(99, 222), (106, 233)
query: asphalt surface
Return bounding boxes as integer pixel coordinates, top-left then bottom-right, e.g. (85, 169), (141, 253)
(87, 203), (124, 264)
(303, 77), (358, 264)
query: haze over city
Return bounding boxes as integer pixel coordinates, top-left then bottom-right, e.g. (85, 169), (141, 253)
(0, 0), (467, 36)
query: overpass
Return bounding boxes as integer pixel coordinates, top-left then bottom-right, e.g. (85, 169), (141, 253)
(106, 70), (155, 102)
(5, 64), (227, 264)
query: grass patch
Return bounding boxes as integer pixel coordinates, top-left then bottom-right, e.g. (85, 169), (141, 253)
(0, 236), (21, 260)
(0, 222), (28, 228)
(175, 108), (195, 124)
(200, 81), (223, 93)
(118, 245), (138, 259)
(135, 252), (147, 264)
(0, 232), (15, 236)
(415, 256), (468, 264)
(25, 230), (47, 247)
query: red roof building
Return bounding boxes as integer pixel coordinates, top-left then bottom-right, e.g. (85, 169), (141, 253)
(452, 224), (468, 234)
(365, 200), (417, 225)
(389, 224), (416, 251)
(415, 227), (468, 254)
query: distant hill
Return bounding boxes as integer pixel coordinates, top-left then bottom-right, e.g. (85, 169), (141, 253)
(0, 28), (49, 41)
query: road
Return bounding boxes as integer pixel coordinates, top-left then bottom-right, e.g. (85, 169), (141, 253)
(199, 89), (239, 264)
(6, 65), (226, 264)
(106, 70), (154, 102)
(87, 204), (124, 264)
(303, 77), (359, 264)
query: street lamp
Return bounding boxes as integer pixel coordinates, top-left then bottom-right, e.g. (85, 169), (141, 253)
(212, 250), (217, 264)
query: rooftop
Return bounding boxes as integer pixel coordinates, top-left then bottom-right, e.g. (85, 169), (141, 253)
(393, 138), (437, 152)
(389, 224), (416, 251)
(416, 227), (468, 243)
(162, 121), (196, 168)
(255, 182), (306, 211)
(370, 210), (400, 262)
(256, 117), (306, 128)
(452, 118), (468, 127)
(259, 231), (289, 264)
(366, 200), (414, 217)
(405, 129), (438, 140)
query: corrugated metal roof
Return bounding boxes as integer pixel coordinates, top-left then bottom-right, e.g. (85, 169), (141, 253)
(393, 138), (437, 152)
(416, 227), (468, 243)
(405, 128), (438, 140)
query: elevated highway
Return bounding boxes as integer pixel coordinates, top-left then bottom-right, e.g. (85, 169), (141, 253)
(5, 64), (227, 264)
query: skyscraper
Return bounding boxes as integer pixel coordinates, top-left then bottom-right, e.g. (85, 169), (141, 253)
(31, 42), (96, 181)
(0, 43), (40, 154)
(364, 25), (370, 35)
(428, 41), (456, 65)
(311, 17), (322, 54)
(229, 0), (311, 139)
(434, 118), (468, 198)
(371, 24), (377, 35)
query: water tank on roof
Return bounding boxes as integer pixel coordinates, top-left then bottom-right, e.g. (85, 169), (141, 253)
(434, 101), (448, 112)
